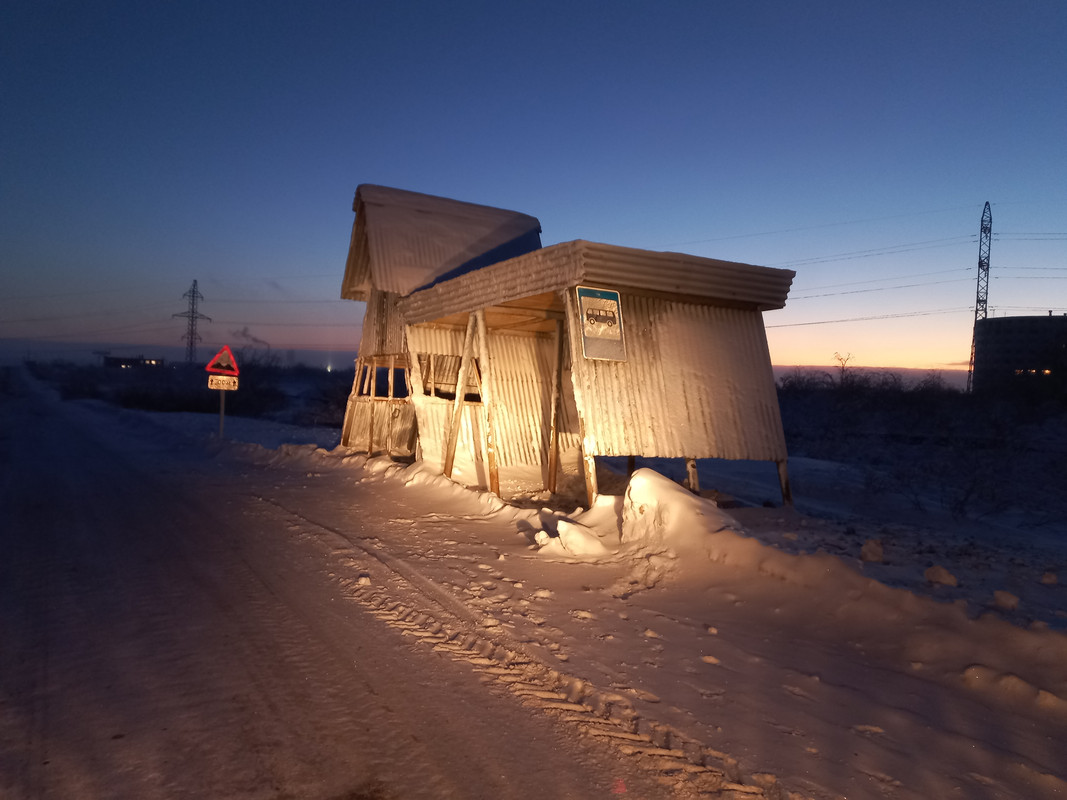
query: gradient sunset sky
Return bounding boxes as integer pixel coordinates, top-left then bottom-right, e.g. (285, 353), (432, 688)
(2, 1), (1065, 371)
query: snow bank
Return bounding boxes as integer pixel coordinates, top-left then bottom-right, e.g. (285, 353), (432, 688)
(534, 520), (613, 558)
(614, 468), (1067, 719)
(621, 468), (742, 552)
(616, 467), (859, 590)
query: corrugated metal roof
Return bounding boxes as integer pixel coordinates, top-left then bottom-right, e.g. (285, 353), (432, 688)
(339, 185), (543, 302)
(399, 240), (794, 324)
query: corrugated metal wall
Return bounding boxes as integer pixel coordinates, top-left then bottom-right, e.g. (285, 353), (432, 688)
(406, 324), (582, 479)
(360, 288), (407, 356)
(485, 332), (582, 468)
(566, 292), (786, 461)
(408, 397), (487, 483)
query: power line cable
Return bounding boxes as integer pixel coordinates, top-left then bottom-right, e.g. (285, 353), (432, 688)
(990, 267), (1067, 275)
(767, 307), (969, 329)
(797, 267), (972, 292)
(210, 321), (355, 327)
(28, 321), (180, 341)
(791, 277), (972, 300)
(0, 302), (175, 325)
(210, 298), (350, 304)
(772, 236), (974, 268)
(668, 203), (982, 246)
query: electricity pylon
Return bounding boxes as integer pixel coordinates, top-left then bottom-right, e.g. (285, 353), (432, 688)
(173, 280), (211, 364)
(966, 202), (992, 393)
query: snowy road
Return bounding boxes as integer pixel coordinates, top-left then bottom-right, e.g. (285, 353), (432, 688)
(5, 368), (1066, 800)
(0, 376), (668, 799)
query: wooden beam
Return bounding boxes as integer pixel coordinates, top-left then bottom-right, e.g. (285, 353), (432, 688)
(582, 448), (598, 508)
(473, 310), (500, 496)
(562, 289), (599, 508)
(365, 357), (375, 456)
(405, 333), (425, 397)
(340, 356), (362, 447)
(386, 354), (396, 455)
(443, 314), (477, 479)
(685, 457), (700, 493)
(546, 319), (564, 493)
(777, 460), (793, 506)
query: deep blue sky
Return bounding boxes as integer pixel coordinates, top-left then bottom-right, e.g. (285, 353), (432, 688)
(2, 1), (1065, 370)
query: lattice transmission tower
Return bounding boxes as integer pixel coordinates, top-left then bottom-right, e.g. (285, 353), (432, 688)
(966, 202), (992, 393)
(173, 280), (211, 364)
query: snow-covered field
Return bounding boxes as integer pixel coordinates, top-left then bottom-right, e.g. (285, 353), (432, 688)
(5, 366), (1066, 799)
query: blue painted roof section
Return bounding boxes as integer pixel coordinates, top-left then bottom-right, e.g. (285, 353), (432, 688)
(412, 227), (543, 292)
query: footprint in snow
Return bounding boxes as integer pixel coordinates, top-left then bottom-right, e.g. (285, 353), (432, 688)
(852, 724), (886, 737)
(783, 684), (814, 701)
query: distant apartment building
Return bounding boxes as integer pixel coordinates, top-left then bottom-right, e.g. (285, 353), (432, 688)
(973, 313), (1067, 398)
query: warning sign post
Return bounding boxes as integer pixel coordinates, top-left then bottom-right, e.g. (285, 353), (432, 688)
(205, 346), (240, 436)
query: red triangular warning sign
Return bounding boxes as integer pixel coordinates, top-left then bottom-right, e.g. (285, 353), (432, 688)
(205, 345), (240, 376)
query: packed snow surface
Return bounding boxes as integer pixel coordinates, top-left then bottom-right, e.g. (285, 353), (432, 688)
(4, 370), (1065, 799)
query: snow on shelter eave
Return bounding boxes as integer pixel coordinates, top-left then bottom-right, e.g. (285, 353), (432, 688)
(339, 184), (543, 302)
(396, 240), (795, 326)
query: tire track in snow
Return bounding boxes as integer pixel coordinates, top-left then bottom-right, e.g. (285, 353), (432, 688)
(2, 384), (664, 799)
(0, 386), (631, 797)
(260, 498), (801, 800)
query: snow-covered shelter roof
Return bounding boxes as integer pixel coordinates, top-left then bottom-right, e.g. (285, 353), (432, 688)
(339, 185), (543, 302)
(398, 239), (795, 329)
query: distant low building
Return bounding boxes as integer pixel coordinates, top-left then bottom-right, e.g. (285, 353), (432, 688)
(973, 313), (1067, 398)
(102, 355), (165, 369)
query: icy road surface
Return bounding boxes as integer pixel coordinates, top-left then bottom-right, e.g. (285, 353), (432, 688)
(0, 376), (669, 800)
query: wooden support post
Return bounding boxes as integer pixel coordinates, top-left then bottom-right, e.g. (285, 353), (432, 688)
(218, 389), (226, 438)
(386, 354), (396, 455)
(340, 356), (362, 447)
(405, 342), (425, 459)
(777, 460), (793, 506)
(365, 357), (375, 457)
(443, 314), (477, 479)
(473, 310), (499, 496)
(406, 339), (425, 397)
(582, 447), (598, 508)
(361, 360), (373, 394)
(562, 288), (598, 508)
(685, 457), (700, 493)
(545, 319), (564, 493)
